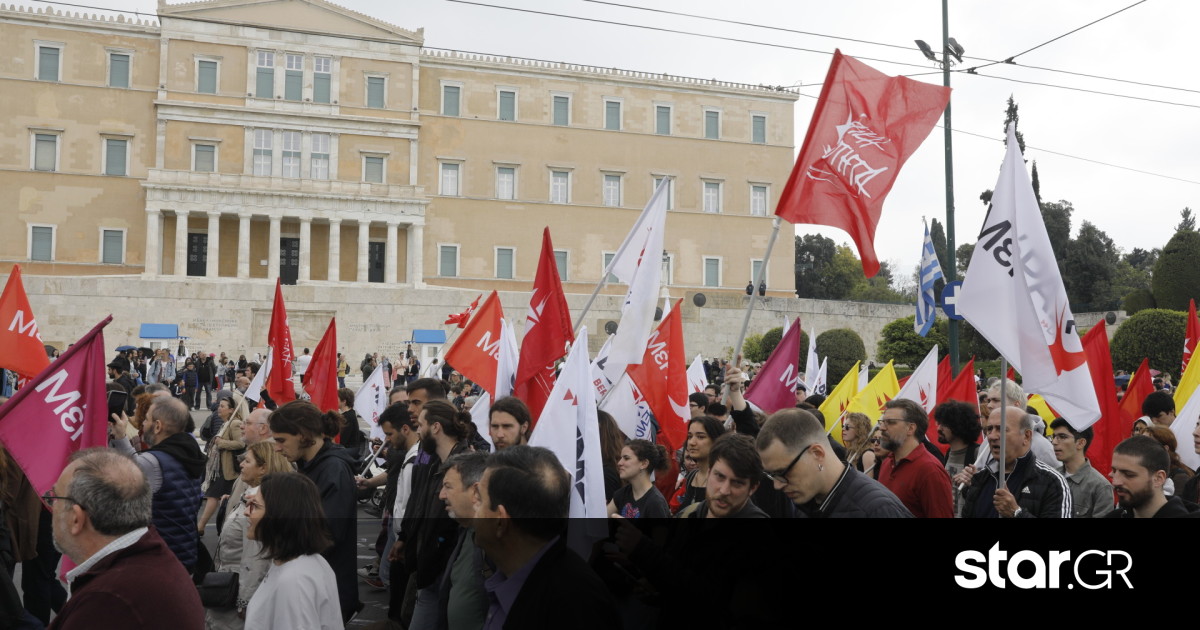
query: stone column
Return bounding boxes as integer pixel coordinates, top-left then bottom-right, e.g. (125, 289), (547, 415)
(406, 223), (424, 286)
(173, 210), (189, 276)
(143, 209), (161, 277)
(237, 213), (251, 279)
(298, 217), (311, 282)
(205, 211), (220, 278)
(384, 221), (399, 284)
(268, 215), (281, 280)
(356, 220), (369, 282)
(327, 219), (341, 282)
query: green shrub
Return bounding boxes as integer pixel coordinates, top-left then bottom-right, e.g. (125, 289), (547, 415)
(816, 328), (867, 383)
(1122, 288), (1156, 315)
(1152, 230), (1200, 311)
(877, 316), (947, 367)
(1109, 308), (1186, 377)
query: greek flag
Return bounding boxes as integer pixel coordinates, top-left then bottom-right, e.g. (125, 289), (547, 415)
(915, 223), (944, 337)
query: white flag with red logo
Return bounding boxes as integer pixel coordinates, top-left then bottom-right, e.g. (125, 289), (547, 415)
(266, 279), (295, 403)
(514, 228), (574, 420)
(604, 180), (669, 378)
(0, 316), (111, 497)
(627, 301), (688, 452)
(443, 291), (503, 395)
(354, 363), (388, 443)
(894, 345), (938, 413)
(0, 265), (50, 379)
(957, 124), (1100, 429)
(686, 354), (707, 394)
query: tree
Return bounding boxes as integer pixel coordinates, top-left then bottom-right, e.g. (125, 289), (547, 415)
(1040, 200), (1073, 268)
(795, 234), (858, 299)
(877, 316), (947, 366)
(1110, 308), (1186, 376)
(959, 321), (1000, 362)
(929, 218), (948, 299)
(1122, 289), (1156, 315)
(1003, 95), (1026, 154)
(1177, 207), (1196, 232)
(1030, 161), (1042, 205)
(1103, 248), (1156, 313)
(955, 242), (974, 276)
(815, 329), (866, 383)
(742, 333), (765, 364)
(1152, 229), (1200, 311)
(848, 260), (907, 303)
(1064, 220), (1118, 311)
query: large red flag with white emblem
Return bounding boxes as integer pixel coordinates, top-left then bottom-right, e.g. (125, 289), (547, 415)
(0, 265), (51, 379)
(627, 302), (688, 453)
(514, 228), (574, 422)
(266, 279), (295, 403)
(775, 50), (951, 278)
(443, 291), (503, 395)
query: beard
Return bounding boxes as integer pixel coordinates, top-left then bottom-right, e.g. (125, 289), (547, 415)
(880, 433), (903, 452)
(1116, 484), (1155, 511)
(420, 435), (438, 456)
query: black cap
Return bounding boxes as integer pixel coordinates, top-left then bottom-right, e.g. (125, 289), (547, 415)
(107, 356), (130, 372)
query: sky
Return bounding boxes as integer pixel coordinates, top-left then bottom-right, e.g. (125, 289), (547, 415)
(23, 0), (1198, 284)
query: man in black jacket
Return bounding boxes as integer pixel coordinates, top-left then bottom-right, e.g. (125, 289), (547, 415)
(961, 407), (1071, 518)
(474, 446), (619, 630)
(1105, 435), (1200, 518)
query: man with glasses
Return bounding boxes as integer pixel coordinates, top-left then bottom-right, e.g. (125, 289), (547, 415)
(876, 399), (954, 518)
(47, 449), (203, 629)
(756, 408), (911, 518)
(1049, 418), (1113, 517)
(688, 392), (708, 419)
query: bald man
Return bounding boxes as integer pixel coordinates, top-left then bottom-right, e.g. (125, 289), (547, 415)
(960, 406), (1072, 518)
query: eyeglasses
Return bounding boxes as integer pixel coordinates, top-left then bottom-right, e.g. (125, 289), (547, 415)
(42, 491), (86, 511)
(985, 397), (1003, 404)
(762, 442), (812, 485)
(869, 438), (881, 444)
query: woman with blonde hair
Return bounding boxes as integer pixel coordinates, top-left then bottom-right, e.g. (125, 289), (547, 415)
(206, 442), (292, 629)
(841, 412), (876, 474)
(198, 395), (248, 533)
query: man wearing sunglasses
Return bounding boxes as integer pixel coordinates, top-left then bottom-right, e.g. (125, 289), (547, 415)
(756, 408), (911, 518)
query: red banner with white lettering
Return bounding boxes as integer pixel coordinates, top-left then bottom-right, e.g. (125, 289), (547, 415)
(514, 228), (575, 423)
(0, 315), (111, 498)
(0, 265), (51, 379)
(627, 301), (688, 453)
(443, 291), (503, 394)
(445, 294), (481, 329)
(745, 317), (803, 414)
(266, 279), (295, 403)
(305, 318), (339, 413)
(775, 50), (951, 277)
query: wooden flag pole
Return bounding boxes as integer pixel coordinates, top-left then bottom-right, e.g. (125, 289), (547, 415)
(727, 216), (783, 402)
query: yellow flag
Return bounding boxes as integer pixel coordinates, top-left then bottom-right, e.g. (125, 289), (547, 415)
(819, 361), (860, 445)
(1027, 394), (1057, 436)
(846, 361), (900, 426)
(1175, 349), (1200, 409)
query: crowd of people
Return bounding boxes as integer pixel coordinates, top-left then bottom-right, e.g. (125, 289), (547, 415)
(0, 349), (1197, 629)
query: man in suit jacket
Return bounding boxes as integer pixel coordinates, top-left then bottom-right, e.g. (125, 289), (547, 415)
(474, 446), (620, 630)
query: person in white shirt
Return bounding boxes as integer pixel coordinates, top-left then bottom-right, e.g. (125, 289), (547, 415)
(295, 348), (312, 385)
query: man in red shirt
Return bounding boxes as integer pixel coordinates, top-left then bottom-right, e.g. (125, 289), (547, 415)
(877, 399), (954, 518)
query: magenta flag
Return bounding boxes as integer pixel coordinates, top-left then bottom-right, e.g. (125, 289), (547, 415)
(0, 315), (112, 498)
(745, 317), (804, 414)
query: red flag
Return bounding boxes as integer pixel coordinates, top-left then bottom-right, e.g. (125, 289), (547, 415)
(774, 50), (951, 277)
(0, 265), (50, 379)
(744, 317), (803, 414)
(930, 358), (978, 453)
(445, 294), (482, 329)
(1119, 358), (1153, 427)
(1185, 299), (1199, 374)
(935, 355), (952, 403)
(1006, 365), (1017, 382)
(628, 301), (688, 453)
(305, 318), (339, 413)
(443, 291), (503, 392)
(514, 228), (575, 423)
(0, 316), (111, 498)
(1081, 322), (1121, 478)
(266, 279), (295, 403)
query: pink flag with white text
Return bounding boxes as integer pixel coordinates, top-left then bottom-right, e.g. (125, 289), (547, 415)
(745, 318), (804, 414)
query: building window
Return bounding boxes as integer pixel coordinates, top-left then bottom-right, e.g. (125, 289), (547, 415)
(751, 185), (769, 216)
(496, 247), (514, 279)
(440, 163), (461, 196)
(703, 257), (721, 287)
(197, 59), (218, 94)
(655, 105), (671, 135)
(752, 114), (767, 144)
(554, 250), (569, 281)
(751, 259), (766, 284)
(439, 244), (459, 277)
(281, 131), (301, 178)
(30, 225), (55, 261)
(552, 95), (570, 126)
(284, 53), (303, 101)
(103, 138), (128, 176)
(310, 134), (330, 179)
(603, 252), (618, 283)
(652, 176), (674, 210)
(32, 133), (58, 172)
(442, 83), (461, 116)
(193, 144), (216, 172)
(498, 89), (516, 121)
(37, 44), (61, 82)
(363, 155), (385, 183)
(603, 174), (622, 207)
(253, 129), (272, 176)
(366, 76), (385, 108)
(101, 229), (125, 264)
(704, 109), (720, 140)
(108, 52), (130, 88)
(255, 51), (275, 99)
(604, 99), (622, 131)
(550, 170), (569, 203)
(703, 181), (722, 213)
(496, 167), (515, 200)
(313, 57), (331, 103)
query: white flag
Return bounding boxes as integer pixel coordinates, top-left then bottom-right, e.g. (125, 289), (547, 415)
(687, 354), (708, 394)
(858, 364), (869, 391)
(354, 364), (390, 443)
(590, 335), (614, 400)
(957, 124), (1100, 429)
(496, 318), (519, 399)
(470, 391), (494, 451)
(894, 345), (939, 414)
(804, 328), (820, 393)
(603, 180), (669, 379)
(245, 347), (272, 403)
(815, 358), (828, 396)
(1172, 394), (1200, 471)
(529, 326), (607, 524)
(599, 375), (656, 442)
(782, 314), (792, 337)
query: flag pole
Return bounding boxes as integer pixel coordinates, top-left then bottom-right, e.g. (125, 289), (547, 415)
(998, 356), (1008, 491)
(728, 216), (783, 399)
(360, 441), (385, 476)
(573, 278), (610, 337)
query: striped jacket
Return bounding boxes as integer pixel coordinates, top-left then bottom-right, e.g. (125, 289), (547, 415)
(963, 450), (1072, 518)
